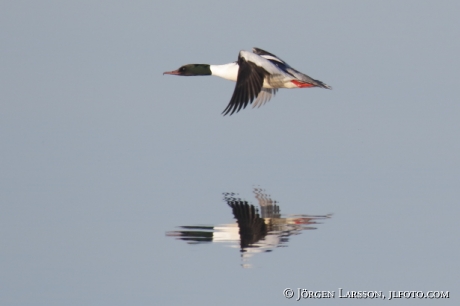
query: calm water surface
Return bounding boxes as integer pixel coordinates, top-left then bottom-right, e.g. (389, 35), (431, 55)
(1, 2), (459, 306)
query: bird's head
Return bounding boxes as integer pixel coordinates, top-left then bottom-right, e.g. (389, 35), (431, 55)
(163, 64), (211, 76)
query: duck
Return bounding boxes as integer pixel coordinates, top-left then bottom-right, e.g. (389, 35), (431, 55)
(166, 187), (332, 268)
(163, 47), (331, 116)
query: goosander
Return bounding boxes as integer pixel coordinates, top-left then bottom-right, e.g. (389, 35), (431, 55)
(166, 187), (332, 268)
(163, 47), (331, 115)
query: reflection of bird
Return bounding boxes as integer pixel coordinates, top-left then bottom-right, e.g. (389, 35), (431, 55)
(223, 189), (331, 260)
(166, 188), (332, 268)
(225, 196), (267, 249)
(163, 48), (331, 115)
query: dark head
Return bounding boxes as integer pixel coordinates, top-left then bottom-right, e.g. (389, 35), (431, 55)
(163, 64), (211, 76)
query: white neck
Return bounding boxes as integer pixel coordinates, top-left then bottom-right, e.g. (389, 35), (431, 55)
(210, 63), (239, 82)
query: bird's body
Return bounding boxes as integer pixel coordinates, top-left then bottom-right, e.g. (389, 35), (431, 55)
(164, 47), (331, 115)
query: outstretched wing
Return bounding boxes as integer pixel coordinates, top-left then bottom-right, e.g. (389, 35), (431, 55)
(224, 196), (268, 248)
(222, 51), (268, 116)
(252, 88), (278, 108)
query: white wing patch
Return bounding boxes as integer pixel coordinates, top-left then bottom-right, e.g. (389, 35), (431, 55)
(259, 54), (284, 64)
(239, 51), (281, 75)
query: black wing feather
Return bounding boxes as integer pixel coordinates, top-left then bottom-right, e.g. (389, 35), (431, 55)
(226, 200), (267, 248)
(252, 47), (286, 64)
(222, 53), (267, 116)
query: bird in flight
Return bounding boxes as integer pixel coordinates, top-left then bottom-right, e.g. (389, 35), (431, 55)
(163, 47), (331, 115)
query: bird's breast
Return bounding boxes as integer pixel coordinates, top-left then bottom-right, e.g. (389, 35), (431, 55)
(210, 63), (239, 81)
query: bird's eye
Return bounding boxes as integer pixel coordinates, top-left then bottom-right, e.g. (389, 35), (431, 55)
(180, 67), (185, 71)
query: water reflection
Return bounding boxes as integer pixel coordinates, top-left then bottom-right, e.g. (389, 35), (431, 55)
(166, 187), (332, 267)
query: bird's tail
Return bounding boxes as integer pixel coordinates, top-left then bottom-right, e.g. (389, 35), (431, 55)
(312, 79), (332, 90)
